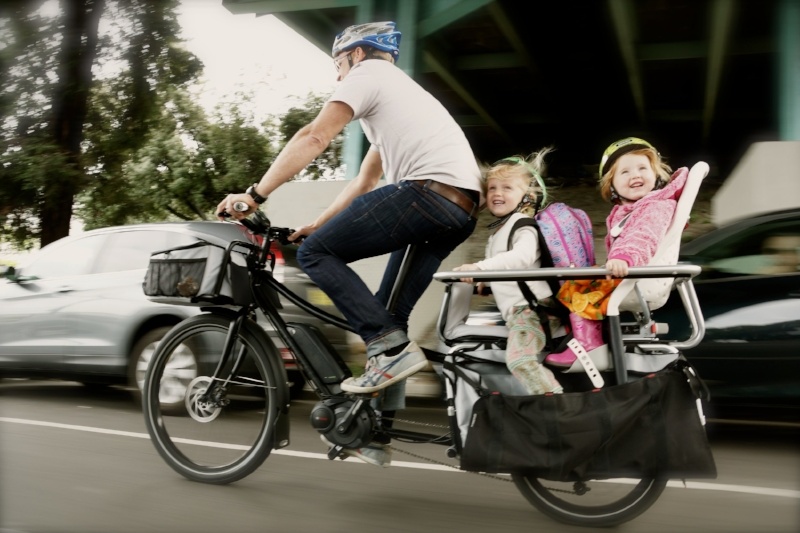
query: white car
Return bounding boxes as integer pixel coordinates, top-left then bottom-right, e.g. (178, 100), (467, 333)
(0, 220), (346, 401)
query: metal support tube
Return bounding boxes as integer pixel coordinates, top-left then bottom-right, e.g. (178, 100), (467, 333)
(608, 315), (628, 385)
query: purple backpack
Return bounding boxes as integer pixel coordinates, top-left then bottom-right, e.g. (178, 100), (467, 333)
(535, 202), (595, 268)
(506, 203), (595, 347)
(508, 202), (596, 296)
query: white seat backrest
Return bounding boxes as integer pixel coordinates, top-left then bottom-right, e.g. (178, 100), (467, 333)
(608, 161), (709, 315)
(440, 282), (509, 341)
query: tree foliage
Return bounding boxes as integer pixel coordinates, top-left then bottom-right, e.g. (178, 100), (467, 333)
(276, 93), (343, 180)
(78, 90), (275, 228)
(1, 0), (201, 248)
(1, 1), (343, 250)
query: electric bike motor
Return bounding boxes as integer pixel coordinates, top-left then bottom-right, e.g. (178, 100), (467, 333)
(310, 397), (375, 448)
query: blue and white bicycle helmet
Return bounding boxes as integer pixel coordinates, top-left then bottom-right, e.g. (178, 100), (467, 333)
(332, 21), (402, 61)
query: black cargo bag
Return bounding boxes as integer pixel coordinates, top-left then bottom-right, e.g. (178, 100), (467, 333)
(143, 241), (252, 306)
(460, 360), (717, 481)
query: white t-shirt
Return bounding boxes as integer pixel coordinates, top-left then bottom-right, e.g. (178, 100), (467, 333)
(474, 213), (553, 322)
(329, 59), (482, 196)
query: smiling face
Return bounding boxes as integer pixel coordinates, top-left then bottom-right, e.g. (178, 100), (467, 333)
(486, 175), (527, 217)
(611, 153), (658, 204)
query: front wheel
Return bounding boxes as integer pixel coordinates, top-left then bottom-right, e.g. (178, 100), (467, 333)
(142, 313), (283, 484)
(512, 474), (667, 527)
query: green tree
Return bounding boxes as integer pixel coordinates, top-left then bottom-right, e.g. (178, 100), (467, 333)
(0, 0), (201, 248)
(275, 92), (343, 180)
(1, 2), (343, 249)
(78, 89), (275, 228)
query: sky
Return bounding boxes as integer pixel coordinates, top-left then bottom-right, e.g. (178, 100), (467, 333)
(176, 1), (338, 122)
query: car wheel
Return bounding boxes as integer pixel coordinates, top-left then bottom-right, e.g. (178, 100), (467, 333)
(129, 326), (198, 410)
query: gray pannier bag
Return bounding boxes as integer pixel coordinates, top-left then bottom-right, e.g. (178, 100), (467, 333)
(143, 240), (252, 306)
(441, 356), (529, 450)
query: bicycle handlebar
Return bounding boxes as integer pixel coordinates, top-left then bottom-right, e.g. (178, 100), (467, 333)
(219, 209), (295, 246)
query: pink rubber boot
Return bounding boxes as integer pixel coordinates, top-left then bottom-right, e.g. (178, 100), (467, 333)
(545, 313), (606, 369)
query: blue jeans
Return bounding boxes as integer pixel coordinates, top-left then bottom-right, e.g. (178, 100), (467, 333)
(296, 181), (476, 357)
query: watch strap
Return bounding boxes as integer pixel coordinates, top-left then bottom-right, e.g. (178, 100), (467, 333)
(246, 184), (267, 204)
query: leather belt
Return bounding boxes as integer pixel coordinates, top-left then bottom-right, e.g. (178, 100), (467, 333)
(409, 180), (478, 216)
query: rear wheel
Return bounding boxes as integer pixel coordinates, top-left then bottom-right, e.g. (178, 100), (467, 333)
(142, 314), (282, 484)
(512, 474), (667, 527)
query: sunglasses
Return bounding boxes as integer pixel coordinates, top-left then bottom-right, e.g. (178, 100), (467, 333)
(334, 52), (353, 72)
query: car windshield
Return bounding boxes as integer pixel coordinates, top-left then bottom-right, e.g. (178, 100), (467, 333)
(14, 229), (199, 280)
(94, 229), (196, 273)
(19, 235), (103, 279)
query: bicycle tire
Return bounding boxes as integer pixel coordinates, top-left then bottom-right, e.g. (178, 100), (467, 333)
(512, 474), (667, 527)
(143, 313), (283, 484)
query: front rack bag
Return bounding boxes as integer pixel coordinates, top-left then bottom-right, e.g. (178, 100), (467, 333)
(143, 240), (251, 306)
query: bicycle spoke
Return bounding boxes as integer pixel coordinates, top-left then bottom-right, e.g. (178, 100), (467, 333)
(143, 314), (280, 484)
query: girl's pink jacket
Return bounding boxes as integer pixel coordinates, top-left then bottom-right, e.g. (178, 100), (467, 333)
(605, 167), (689, 267)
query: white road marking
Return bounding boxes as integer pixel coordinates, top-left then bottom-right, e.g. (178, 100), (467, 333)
(2, 416), (798, 499)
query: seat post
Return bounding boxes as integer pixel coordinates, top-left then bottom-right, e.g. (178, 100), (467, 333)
(385, 244), (416, 313)
(608, 315), (628, 384)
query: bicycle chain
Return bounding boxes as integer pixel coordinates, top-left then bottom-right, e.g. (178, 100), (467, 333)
(384, 416), (448, 430)
(381, 415), (512, 483)
(383, 416), (574, 493)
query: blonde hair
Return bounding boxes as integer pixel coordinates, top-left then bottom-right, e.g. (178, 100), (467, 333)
(361, 46), (395, 63)
(484, 147), (553, 215)
(598, 147), (672, 202)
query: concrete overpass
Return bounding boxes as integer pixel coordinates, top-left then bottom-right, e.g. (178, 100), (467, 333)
(221, 0), (799, 353)
(222, 0), (799, 181)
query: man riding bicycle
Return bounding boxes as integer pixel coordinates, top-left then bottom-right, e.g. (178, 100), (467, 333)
(217, 21), (482, 466)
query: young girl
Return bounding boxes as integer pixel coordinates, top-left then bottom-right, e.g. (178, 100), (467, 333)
(454, 149), (563, 395)
(545, 137), (689, 368)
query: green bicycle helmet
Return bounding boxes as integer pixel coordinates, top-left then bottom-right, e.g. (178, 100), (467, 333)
(599, 137), (656, 178)
(494, 156), (549, 211)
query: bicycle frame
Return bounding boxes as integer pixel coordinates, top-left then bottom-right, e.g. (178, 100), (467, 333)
(257, 267), (458, 447)
(143, 216), (712, 527)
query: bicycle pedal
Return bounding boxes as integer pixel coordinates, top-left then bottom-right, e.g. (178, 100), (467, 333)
(326, 445), (346, 461)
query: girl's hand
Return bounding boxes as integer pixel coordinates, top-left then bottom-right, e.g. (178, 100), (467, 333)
(605, 258), (630, 278)
(453, 263), (480, 284)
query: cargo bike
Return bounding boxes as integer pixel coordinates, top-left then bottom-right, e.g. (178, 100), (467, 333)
(142, 163), (716, 527)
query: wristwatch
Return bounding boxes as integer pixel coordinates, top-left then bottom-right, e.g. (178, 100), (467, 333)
(246, 184), (267, 204)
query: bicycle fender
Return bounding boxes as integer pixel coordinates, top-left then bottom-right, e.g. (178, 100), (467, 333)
(200, 309), (292, 415)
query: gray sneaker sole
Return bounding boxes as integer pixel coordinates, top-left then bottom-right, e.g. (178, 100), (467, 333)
(320, 435), (391, 467)
(340, 358), (428, 393)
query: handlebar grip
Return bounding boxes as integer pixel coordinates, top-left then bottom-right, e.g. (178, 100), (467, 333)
(218, 201), (251, 218)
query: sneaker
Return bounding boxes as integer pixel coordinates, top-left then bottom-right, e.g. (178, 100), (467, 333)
(340, 341), (427, 393)
(320, 435), (392, 467)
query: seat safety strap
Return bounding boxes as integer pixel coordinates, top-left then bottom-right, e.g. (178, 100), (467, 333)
(566, 338), (605, 388)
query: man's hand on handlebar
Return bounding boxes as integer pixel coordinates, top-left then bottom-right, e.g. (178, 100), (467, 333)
(216, 193), (256, 220)
(288, 224), (317, 244)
